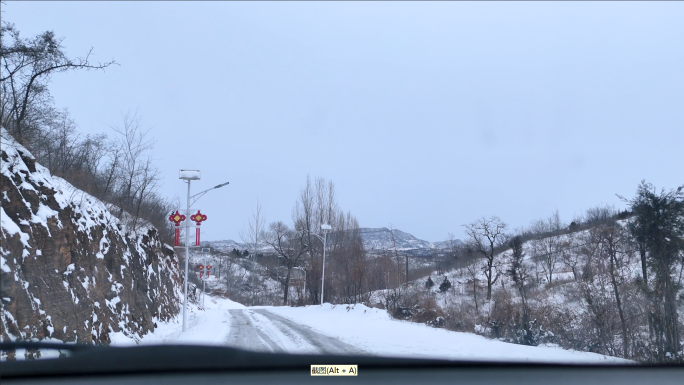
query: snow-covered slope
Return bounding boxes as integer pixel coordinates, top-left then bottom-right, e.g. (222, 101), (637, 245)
(0, 128), (183, 346)
(369, 221), (683, 361)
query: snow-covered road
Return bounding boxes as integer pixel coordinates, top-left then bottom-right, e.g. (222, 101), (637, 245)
(112, 298), (631, 364)
(226, 309), (364, 355)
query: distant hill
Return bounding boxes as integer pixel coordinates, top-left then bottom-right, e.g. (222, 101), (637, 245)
(360, 227), (462, 256)
(205, 228), (462, 257)
(201, 239), (247, 252)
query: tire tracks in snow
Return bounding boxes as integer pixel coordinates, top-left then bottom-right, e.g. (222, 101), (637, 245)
(225, 309), (366, 355)
(225, 309), (283, 353)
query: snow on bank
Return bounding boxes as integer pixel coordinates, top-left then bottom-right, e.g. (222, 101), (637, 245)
(261, 303), (633, 363)
(110, 297), (245, 347)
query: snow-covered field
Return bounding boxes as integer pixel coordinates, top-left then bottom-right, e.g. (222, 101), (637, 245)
(114, 296), (631, 363)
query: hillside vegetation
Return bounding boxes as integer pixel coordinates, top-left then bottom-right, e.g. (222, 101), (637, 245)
(369, 199), (684, 363)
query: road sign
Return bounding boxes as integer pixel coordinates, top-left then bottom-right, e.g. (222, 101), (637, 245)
(201, 248), (211, 253)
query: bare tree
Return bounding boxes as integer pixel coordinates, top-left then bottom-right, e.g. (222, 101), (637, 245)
(331, 213), (367, 304)
(530, 210), (565, 286)
(103, 110), (162, 234)
(131, 157), (161, 232)
(293, 176), (341, 304)
(263, 221), (308, 305)
(465, 256), (481, 313)
(436, 232), (459, 273)
(597, 222), (632, 357)
(387, 224), (408, 284)
(446, 232), (458, 260)
(464, 216), (508, 300)
(240, 200), (265, 306)
(0, 21), (116, 142)
(561, 231), (581, 281)
(294, 176), (318, 303)
(223, 257), (247, 298)
(98, 138), (124, 200)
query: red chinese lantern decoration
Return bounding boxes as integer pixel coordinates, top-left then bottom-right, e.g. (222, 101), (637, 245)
(190, 210), (208, 246)
(206, 265), (212, 278)
(168, 210), (186, 246)
(198, 264), (204, 279)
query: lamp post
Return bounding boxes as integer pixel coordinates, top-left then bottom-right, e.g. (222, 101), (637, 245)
(320, 224), (331, 305)
(179, 169), (229, 332)
(303, 224), (331, 305)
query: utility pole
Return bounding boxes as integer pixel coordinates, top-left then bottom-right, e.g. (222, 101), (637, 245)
(183, 175), (192, 331)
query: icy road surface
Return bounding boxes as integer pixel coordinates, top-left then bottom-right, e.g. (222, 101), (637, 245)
(226, 309), (364, 354)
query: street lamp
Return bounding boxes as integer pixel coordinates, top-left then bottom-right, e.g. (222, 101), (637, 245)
(179, 169), (229, 332)
(303, 224), (331, 305)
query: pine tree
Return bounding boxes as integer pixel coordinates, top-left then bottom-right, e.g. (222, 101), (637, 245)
(425, 276), (435, 289)
(622, 181), (684, 362)
(439, 277), (451, 293)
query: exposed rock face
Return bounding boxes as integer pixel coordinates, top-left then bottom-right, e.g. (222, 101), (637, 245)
(1, 129), (183, 345)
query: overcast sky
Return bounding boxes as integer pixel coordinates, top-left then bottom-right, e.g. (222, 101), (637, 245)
(4, 1), (683, 242)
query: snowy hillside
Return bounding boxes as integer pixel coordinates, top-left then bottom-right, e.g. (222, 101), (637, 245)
(0, 128), (183, 346)
(369, 220), (684, 362)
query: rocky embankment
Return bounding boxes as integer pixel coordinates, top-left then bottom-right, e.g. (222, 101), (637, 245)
(1, 129), (183, 346)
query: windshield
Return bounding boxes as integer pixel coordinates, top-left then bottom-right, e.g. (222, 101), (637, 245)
(1, 1), (683, 367)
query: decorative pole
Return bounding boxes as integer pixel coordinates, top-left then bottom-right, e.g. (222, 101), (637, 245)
(205, 265), (212, 309)
(190, 210), (208, 246)
(168, 211), (186, 246)
(197, 264), (205, 308)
